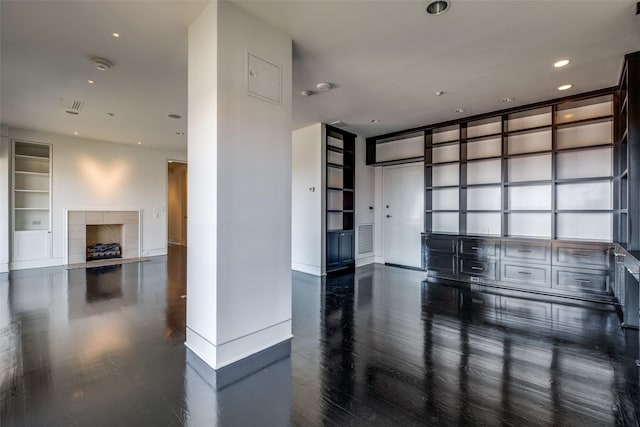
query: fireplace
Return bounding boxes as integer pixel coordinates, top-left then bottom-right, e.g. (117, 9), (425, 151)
(66, 210), (140, 265)
(86, 224), (123, 261)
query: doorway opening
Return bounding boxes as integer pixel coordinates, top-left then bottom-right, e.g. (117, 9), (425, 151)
(167, 161), (188, 247)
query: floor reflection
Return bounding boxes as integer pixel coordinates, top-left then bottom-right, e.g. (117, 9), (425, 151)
(0, 257), (639, 426)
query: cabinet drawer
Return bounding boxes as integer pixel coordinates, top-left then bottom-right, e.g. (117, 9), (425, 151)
(423, 235), (456, 254)
(553, 243), (610, 268)
(425, 255), (456, 274)
(459, 258), (497, 279)
(459, 238), (498, 257)
(552, 267), (609, 294)
(502, 241), (550, 263)
(501, 262), (550, 287)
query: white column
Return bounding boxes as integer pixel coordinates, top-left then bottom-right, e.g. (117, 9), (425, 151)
(0, 126), (9, 273)
(187, 1), (292, 370)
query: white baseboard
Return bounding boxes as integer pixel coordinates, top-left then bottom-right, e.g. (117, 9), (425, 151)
(374, 255), (385, 264)
(291, 261), (321, 276)
(0, 263), (8, 273)
(10, 257), (64, 271)
(356, 255), (375, 267)
(142, 248), (168, 257)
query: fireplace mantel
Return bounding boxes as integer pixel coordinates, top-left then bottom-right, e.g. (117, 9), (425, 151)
(65, 209), (141, 265)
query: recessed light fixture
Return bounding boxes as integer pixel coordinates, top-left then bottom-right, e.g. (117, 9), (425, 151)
(455, 108), (465, 113)
(501, 97), (515, 103)
(554, 59), (570, 68)
(112, 32), (120, 38)
(557, 84), (573, 91)
(168, 114), (182, 119)
(87, 80), (95, 84)
(301, 90), (313, 97)
(73, 132), (79, 135)
(371, 119), (381, 123)
(316, 82), (332, 92)
(426, 0), (450, 15)
(435, 91), (445, 96)
(176, 132), (185, 135)
(137, 141), (142, 145)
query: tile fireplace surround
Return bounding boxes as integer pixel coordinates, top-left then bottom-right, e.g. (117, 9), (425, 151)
(66, 210), (140, 265)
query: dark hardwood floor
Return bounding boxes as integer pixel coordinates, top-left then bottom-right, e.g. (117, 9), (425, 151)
(1, 246), (639, 426)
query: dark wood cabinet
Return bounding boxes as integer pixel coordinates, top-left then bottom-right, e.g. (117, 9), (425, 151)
(327, 230), (354, 271)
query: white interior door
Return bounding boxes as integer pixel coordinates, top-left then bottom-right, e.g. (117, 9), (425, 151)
(383, 163), (424, 267)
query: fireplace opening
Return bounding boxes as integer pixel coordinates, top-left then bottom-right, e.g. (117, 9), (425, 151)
(86, 224), (123, 262)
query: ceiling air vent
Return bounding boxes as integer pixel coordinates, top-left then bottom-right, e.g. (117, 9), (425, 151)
(60, 97), (85, 113)
(329, 120), (349, 128)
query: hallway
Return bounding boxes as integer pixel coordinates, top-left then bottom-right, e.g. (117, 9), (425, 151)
(0, 248), (638, 426)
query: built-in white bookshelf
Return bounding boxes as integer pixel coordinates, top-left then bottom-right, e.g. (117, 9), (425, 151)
(13, 141), (51, 232)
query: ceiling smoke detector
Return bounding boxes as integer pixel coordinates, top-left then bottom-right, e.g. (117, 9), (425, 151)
(91, 57), (113, 71)
(426, 0), (450, 15)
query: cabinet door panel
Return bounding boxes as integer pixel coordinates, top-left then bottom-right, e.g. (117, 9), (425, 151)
(327, 232), (341, 269)
(340, 232), (354, 264)
(13, 231), (51, 261)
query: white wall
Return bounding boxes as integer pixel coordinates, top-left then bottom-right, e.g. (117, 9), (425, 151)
(6, 128), (186, 269)
(291, 123), (322, 275)
(0, 126), (9, 273)
(354, 135), (375, 266)
(187, 1), (292, 370)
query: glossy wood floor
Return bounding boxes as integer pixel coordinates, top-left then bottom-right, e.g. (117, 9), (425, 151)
(1, 246), (639, 426)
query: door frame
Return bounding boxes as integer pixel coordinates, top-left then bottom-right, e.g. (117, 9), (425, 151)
(167, 159), (188, 247)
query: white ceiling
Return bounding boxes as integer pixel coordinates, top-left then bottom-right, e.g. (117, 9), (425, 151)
(1, 1), (639, 150)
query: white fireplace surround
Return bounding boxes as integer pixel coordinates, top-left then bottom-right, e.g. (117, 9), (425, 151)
(65, 209), (141, 265)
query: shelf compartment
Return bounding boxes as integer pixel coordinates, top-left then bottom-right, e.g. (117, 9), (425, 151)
(14, 191), (49, 210)
(556, 181), (612, 210)
(508, 185), (551, 210)
(376, 132), (424, 163)
(14, 173), (49, 192)
(556, 95), (613, 124)
(507, 153), (551, 182)
(14, 142), (50, 158)
(432, 125), (460, 144)
(466, 212), (501, 236)
(465, 136), (502, 160)
(327, 189), (354, 211)
(431, 143), (459, 164)
(327, 150), (345, 166)
(327, 135), (344, 150)
(507, 129), (552, 155)
(466, 117), (502, 139)
(507, 212), (551, 238)
(466, 158), (501, 185)
(327, 211), (353, 231)
(431, 212), (459, 233)
(556, 212), (612, 242)
(556, 147), (612, 180)
(431, 163), (459, 187)
(15, 157), (49, 174)
(467, 186), (501, 211)
(431, 188), (459, 210)
(15, 210), (49, 231)
(327, 167), (344, 188)
(556, 120), (612, 150)
(507, 107), (552, 132)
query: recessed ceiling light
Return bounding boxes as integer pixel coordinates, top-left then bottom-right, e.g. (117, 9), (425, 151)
(112, 33), (120, 38)
(371, 119), (381, 123)
(87, 80), (95, 84)
(455, 108), (465, 113)
(137, 141), (142, 145)
(301, 90), (313, 97)
(501, 97), (515, 103)
(435, 91), (445, 96)
(558, 84), (573, 91)
(316, 82), (332, 92)
(176, 132), (185, 135)
(554, 59), (570, 68)
(73, 132), (79, 135)
(426, 0), (450, 15)
(168, 114), (182, 119)
(91, 57), (113, 71)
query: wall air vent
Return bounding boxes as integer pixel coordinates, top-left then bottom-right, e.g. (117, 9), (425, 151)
(358, 224), (374, 254)
(59, 98), (85, 112)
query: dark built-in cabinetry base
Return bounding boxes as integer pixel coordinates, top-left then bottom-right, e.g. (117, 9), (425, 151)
(422, 233), (616, 303)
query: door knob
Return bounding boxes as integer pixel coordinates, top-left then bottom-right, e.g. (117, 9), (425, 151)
(386, 215), (392, 218)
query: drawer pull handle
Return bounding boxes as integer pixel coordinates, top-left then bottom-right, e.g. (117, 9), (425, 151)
(471, 266), (484, 271)
(517, 249), (532, 253)
(471, 246), (481, 250)
(574, 278), (591, 284)
(518, 271), (532, 275)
